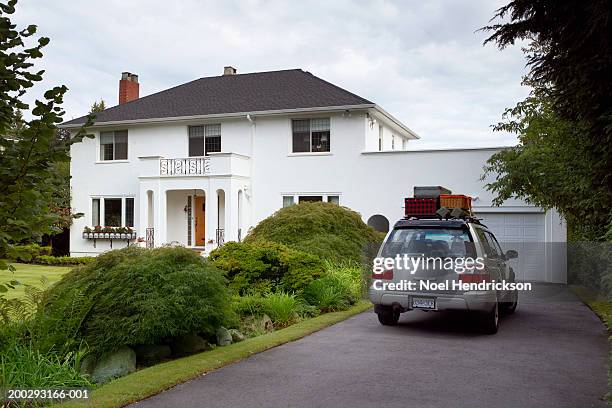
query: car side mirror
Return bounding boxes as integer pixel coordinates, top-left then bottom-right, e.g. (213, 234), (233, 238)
(505, 249), (518, 260)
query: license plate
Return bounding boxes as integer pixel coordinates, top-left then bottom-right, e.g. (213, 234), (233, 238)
(412, 297), (435, 309)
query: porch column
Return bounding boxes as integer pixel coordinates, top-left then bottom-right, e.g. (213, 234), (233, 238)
(226, 184), (238, 242)
(138, 187), (148, 241)
(155, 189), (167, 246)
(207, 190), (218, 248)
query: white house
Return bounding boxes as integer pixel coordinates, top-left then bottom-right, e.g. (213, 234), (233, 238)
(61, 67), (567, 283)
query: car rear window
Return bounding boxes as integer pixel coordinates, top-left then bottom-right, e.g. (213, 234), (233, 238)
(380, 227), (475, 258)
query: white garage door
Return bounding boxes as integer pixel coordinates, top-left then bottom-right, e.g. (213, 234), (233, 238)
(476, 213), (546, 282)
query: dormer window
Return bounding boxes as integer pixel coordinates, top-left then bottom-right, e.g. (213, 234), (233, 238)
(99, 130), (128, 160)
(292, 118), (330, 153)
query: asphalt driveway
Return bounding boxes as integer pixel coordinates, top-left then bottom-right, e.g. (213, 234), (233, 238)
(131, 284), (609, 408)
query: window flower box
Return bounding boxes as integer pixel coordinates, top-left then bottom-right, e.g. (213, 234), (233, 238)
(82, 227), (137, 247)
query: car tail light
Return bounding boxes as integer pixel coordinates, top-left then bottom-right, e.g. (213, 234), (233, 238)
(372, 268), (393, 280)
(459, 274), (490, 283)
(458, 267), (491, 283)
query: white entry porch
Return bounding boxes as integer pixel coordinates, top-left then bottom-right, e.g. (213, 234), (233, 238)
(139, 176), (250, 253)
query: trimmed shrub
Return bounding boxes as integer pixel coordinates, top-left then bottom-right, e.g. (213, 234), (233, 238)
(244, 202), (384, 263)
(210, 240), (325, 295)
(7, 244), (52, 263)
(34, 246), (234, 355)
(34, 255), (95, 266)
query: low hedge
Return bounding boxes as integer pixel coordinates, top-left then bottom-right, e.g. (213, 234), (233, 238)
(34, 255), (95, 266)
(6, 244), (52, 263)
(5, 244), (94, 265)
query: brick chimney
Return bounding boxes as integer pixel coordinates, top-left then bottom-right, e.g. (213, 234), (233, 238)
(223, 66), (237, 76)
(119, 72), (139, 104)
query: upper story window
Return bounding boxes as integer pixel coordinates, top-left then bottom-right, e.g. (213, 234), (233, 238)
(99, 130), (128, 161)
(189, 124), (221, 156)
(282, 194), (340, 208)
(292, 118), (330, 153)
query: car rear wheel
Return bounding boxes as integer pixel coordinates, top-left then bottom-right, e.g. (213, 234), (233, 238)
(501, 289), (518, 314)
(377, 307), (400, 326)
(480, 302), (499, 334)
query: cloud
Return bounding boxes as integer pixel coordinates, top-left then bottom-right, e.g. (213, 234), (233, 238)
(12, 0), (529, 148)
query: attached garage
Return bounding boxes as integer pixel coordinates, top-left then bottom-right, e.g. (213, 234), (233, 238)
(475, 211), (567, 283)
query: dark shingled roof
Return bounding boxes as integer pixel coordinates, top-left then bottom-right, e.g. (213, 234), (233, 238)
(62, 69), (373, 126)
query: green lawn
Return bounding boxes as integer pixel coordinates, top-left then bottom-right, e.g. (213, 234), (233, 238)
(1, 262), (72, 300)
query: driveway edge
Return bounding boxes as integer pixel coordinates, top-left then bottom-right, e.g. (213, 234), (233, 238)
(54, 301), (373, 408)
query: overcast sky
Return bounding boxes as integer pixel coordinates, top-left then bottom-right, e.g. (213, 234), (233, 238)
(14, 0), (528, 149)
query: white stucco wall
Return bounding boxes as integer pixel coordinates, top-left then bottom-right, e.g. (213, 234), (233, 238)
(70, 109), (566, 277)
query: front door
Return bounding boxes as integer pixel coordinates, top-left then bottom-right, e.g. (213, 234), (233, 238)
(194, 196), (205, 246)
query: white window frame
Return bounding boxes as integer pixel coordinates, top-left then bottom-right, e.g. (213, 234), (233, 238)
(97, 130), (129, 163)
(90, 196), (136, 227)
(288, 117), (332, 156)
(281, 193), (341, 207)
(187, 123), (222, 157)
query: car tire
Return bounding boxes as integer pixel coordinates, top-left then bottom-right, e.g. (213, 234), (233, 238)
(377, 308), (400, 326)
(480, 302), (499, 334)
(501, 289), (518, 314)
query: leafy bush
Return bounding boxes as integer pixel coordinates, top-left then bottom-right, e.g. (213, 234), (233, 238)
(304, 263), (363, 312)
(34, 246), (234, 355)
(325, 261), (365, 300)
(233, 292), (318, 320)
(7, 244), (52, 263)
(210, 240), (325, 295)
(233, 294), (266, 317)
(34, 255), (95, 266)
(244, 202), (384, 263)
(568, 242), (612, 298)
(260, 292), (300, 327)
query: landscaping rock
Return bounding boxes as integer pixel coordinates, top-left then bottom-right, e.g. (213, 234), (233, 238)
(171, 333), (211, 356)
(134, 344), (172, 365)
(229, 329), (246, 342)
(79, 354), (96, 376)
(261, 314), (274, 332)
(241, 314), (275, 336)
(91, 346), (136, 384)
(216, 327), (233, 346)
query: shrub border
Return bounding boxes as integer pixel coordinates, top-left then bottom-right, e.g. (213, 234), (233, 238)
(54, 301), (372, 408)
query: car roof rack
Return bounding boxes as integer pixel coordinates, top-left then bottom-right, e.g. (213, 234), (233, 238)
(402, 214), (485, 226)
